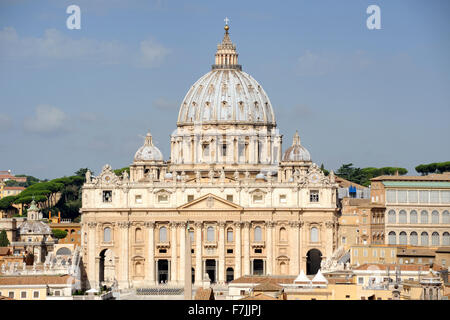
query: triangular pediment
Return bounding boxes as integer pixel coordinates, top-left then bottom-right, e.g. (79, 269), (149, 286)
(178, 193), (242, 210)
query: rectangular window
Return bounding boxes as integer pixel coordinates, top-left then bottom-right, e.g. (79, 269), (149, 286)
(358, 277), (364, 284)
(354, 249), (358, 257)
(363, 249), (368, 257)
(408, 190), (418, 203)
(442, 259), (446, 266)
(9, 292), (14, 299)
(202, 143), (210, 157)
(135, 195), (142, 204)
(102, 190), (112, 202)
(373, 250), (377, 257)
(310, 190), (319, 202)
(386, 190), (396, 203)
(279, 194), (287, 204)
(226, 195), (233, 202)
(363, 217), (367, 224)
(54, 291), (60, 296)
(227, 249), (233, 254)
(187, 195), (194, 202)
(441, 191), (450, 203)
(342, 236), (346, 244)
(397, 190), (407, 203)
(391, 250), (395, 258)
(253, 194), (263, 204)
(380, 250), (385, 257)
(418, 258), (422, 263)
(419, 190), (429, 203)
(254, 248), (262, 254)
(346, 295), (350, 299)
(158, 194), (168, 203)
(222, 144), (227, 157)
(430, 190), (439, 203)
(33, 291), (39, 298)
(21, 291), (27, 299)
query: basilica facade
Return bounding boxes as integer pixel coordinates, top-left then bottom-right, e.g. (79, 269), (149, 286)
(80, 23), (339, 290)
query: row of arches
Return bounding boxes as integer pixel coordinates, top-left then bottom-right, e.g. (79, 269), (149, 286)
(388, 231), (450, 246)
(387, 209), (449, 224)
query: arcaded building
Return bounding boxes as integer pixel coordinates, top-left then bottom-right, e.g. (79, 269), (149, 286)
(80, 23), (339, 290)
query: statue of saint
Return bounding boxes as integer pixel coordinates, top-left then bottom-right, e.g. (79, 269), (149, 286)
(234, 170), (239, 181)
(85, 170), (91, 183)
(122, 170), (129, 181)
(195, 171), (201, 183)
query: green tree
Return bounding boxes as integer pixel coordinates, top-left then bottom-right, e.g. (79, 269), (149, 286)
(0, 196), (18, 210)
(0, 230), (10, 247)
(320, 163), (329, 176)
(52, 229), (68, 239)
(113, 167), (130, 176)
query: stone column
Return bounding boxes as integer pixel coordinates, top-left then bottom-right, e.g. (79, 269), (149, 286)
(234, 222), (242, 279)
(87, 222), (97, 289)
(298, 220), (304, 272)
(118, 221), (130, 289)
(195, 222), (203, 285)
(243, 222), (251, 276)
(289, 221), (300, 275)
(218, 222), (226, 284)
(179, 222), (186, 283)
(325, 221), (334, 258)
(145, 222), (155, 285)
(265, 222), (274, 275)
(170, 222), (178, 284)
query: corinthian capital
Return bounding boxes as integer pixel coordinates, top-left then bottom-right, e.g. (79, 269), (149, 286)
(118, 221), (131, 229)
(87, 222), (97, 228)
(218, 221), (227, 228)
(325, 221), (334, 229)
(233, 222), (242, 229)
(265, 221), (275, 228)
(144, 221), (155, 229)
(289, 221), (301, 228)
(194, 222), (203, 228)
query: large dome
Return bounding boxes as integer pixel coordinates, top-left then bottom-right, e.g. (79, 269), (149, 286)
(176, 24), (275, 127)
(283, 131), (311, 162)
(134, 132), (163, 162)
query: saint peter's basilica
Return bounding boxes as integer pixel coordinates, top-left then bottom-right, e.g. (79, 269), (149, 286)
(80, 23), (339, 290)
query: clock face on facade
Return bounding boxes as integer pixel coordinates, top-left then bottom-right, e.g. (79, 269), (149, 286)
(104, 175), (111, 183)
(309, 174), (319, 183)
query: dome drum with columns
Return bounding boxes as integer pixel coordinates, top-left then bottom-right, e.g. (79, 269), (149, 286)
(80, 21), (339, 291)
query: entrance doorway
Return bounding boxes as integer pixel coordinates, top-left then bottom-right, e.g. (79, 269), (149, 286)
(306, 249), (322, 275)
(205, 259), (216, 283)
(158, 259), (169, 284)
(253, 259), (264, 275)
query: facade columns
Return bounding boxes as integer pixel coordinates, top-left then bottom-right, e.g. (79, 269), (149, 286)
(170, 222), (178, 284)
(325, 221), (334, 258)
(265, 222), (275, 275)
(118, 221), (130, 289)
(289, 221), (301, 275)
(179, 222), (187, 283)
(145, 222), (155, 285)
(218, 222), (226, 284)
(243, 222), (250, 276)
(195, 222), (203, 285)
(87, 222), (97, 289)
(234, 222), (242, 279)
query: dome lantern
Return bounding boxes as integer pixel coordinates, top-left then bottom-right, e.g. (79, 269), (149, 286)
(212, 18), (242, 71)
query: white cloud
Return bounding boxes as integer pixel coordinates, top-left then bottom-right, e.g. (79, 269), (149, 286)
(0, 27), (169, 67)
(137, 38), (170, 68)
(0, 113), (13, 131)
(24, 105), (69, 134)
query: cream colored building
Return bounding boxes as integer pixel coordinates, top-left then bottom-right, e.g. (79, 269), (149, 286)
(370, 174), (450, 247)
(80, 23), (339, 291)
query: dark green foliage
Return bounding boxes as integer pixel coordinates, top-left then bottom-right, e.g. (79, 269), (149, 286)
(320, 164), (329, 176)
(52, 229), (67, 239)
(0, 230), (10, 246)
(415, 161), (450, 175)
(0, 196), (18, 210)
(336, 163), (408, 187)
(6, 175), (41, 188)
(113, 167), (130, 176)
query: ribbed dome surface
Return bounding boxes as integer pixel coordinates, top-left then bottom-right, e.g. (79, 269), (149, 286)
(177, 69), (275, 125)
(134, 132), (163, 162)
(283, 131), (311, 162)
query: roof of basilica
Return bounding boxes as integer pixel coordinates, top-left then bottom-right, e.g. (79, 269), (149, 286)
(177, 24), (275, 126)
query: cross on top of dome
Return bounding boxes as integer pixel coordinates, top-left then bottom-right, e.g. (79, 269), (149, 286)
(212, 18), (241, 71)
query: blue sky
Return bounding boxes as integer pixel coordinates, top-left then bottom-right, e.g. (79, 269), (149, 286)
(0, 0), (449, 179)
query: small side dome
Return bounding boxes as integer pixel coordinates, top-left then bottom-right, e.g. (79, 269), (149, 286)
(255, 173), (265, 180)
(134, 131), (163, 162)
(283, 131), (311, 162)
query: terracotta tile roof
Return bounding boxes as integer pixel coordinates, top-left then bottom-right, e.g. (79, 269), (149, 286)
(194, 288), (214, 300)
(3, 187), (25, 191)
(354, 263), (430, 271)
(371, 173), (450, 182)
(253, 281), (283, 292)
(335, 176), (367, 189)
(0, 295), (13, 300)
(0, 248), (11, 256)
(0, 275), (75, 286)
(240, 293), (278, 300)
(231, 275), (296, 285)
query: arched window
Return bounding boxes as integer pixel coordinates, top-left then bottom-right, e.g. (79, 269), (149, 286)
(189, 229), (194, 243)
(254, 226), (262, 242)
(410, 210), (418, 224)
(431, 211), (439, 224)
(443, 232), (450, 246)
(421, 210), (428, 224)
(432, 232), (440, 246)
(227, 228), (233, 242)
(135, 228), (142, 242)
(207, 227), (215, 242)
(159, 227), (167, 242)
(279, 227), (287, 241)
(399, 231), (407, 245)
(103, 227), (111, 242)
(443, 211), (450, 224)
(310, 227), (319, 243)
(410, 232), (418, 245)
(388, 210), (396, 223)
(388, 231), (396, 245)
(421, 232), (429, 246)
(399, 210), (407, 223)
